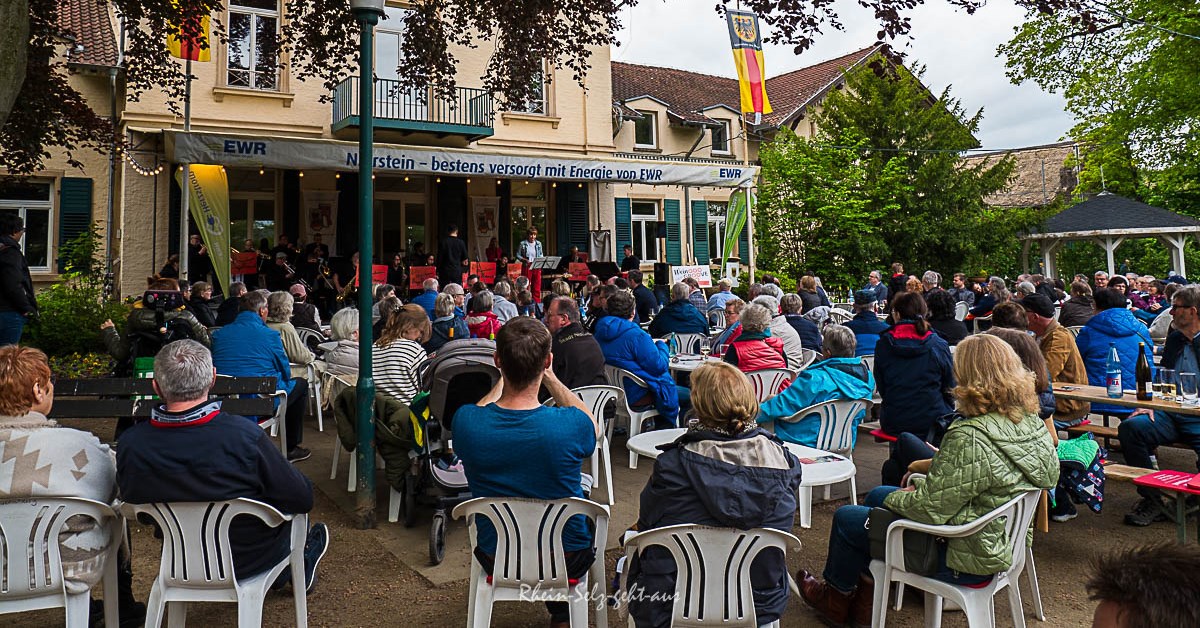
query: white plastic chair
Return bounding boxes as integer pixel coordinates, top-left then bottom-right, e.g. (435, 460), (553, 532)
(290, 362), (324, 432)
(860, 355), (879, 402)
(796, 348), (820, 371)
(295, 326), (325, 355)
(954, 301), (969, 321)
(745, 368), (797, 403)
(325, 372), (357, 487)
(604, 365), (663, 469)
(571, 385), (623, 506)
(1067, 325), (1084, 338)
(217, 374), (287, 455)
(660, 332), (707, 355)
(0, 498), (122, 628)
(120, 498), (308, 628)
(868, 490), (1043, 628)
(782, 398), (872, 507)
(828, 308), (853, 325)
(619, 524), (801, 628)
(453, 497), (610, 628)
(708, 308), (727, 330)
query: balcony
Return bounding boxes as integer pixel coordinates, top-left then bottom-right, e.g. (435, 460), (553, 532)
(332, 76), (495, 142)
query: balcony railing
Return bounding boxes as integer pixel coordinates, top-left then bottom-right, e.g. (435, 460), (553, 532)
(332, 76), (495, 140)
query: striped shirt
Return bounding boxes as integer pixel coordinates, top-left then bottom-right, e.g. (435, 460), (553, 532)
(374, 339), (428, 405)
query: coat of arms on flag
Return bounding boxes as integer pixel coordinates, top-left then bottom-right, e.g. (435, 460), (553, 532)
(725, 10), (771, 118)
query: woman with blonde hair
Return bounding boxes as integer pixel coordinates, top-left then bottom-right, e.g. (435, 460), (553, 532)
(799, 334), (1059, 626)
(627, 361), (802, 627)
(374, 304), (431, 404)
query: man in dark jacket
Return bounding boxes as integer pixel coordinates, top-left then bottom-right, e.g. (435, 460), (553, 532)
(0, 213), (37, 346)
(648, 282), (709, 338)
(628, 270), (657, 324)
(544, 295), (606, 389)
(116, 340), (329, 590)
(216, 281), (248, 326)
(845, 290), (888, 356)
(585, 284), (614, 334)
(620, 244), (640, 272)
(436, 224), (468, 289)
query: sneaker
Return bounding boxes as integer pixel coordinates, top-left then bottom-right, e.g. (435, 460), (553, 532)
(1124, 496), (1169, 526)
(287, 446), (312, 463)
(303, 522), (330, 594)
(1050, 496), (1078, 523)
(1051, 510), (1078, 523)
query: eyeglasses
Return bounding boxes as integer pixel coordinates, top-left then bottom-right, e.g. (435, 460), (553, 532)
(1172, 303), (1195, 312)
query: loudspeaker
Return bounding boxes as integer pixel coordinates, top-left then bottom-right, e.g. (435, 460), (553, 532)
(654, 262), (670, 286)
(655, 220), (668, 238)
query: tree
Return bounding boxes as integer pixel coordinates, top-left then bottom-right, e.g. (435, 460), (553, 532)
(1000, 0), (1200, 212)
(2, 0), (1106, 175)
(755, 61), (1024, 284)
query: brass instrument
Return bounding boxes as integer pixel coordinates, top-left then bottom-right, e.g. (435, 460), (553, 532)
(335, 271), (357, 304)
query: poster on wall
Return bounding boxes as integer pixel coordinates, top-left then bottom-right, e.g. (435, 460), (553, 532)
(469, 196), (500, 261)
(303, 190), (339, 256)
(671, 265), (714, 288)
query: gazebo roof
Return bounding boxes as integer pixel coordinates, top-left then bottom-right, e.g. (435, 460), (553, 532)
(1025, 192), (1200, 239)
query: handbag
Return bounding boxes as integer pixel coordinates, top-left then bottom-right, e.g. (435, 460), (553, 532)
(867, 508), (942, 576)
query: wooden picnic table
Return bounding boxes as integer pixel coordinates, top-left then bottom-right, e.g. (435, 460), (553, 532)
(1052, 384), (1200, 417)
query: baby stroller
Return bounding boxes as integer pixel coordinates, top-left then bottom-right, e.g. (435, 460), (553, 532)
(399, 338), (500, 565)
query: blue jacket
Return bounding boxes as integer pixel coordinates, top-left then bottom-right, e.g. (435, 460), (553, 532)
(875, 322), (955, 437)
(411, 289), (438, 319)
(1075, 308), (1154, 414)
(706, 290), (737, 312)
(846, 310), (889, 356)
(212, 311), (295, 396)
(595, 316), (680, 424)
(784, 313), (822, 352)
(759, 358), (874, 446)
(648, 300), (709, 338)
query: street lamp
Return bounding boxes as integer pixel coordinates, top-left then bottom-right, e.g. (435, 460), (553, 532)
(351, 0), (384, 528)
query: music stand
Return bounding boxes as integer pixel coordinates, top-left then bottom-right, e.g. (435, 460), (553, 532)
(530, 256), (561, 271)
(586, 261), (620, 282)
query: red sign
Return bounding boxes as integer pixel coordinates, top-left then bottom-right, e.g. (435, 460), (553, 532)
(373, 264), (388, 284)
(470, 261), (497, 285)
(231, 252), (259, 276)
(568, 262), (590, 282)
(409, 266), (436, 290)
(507, 263), (523, 280)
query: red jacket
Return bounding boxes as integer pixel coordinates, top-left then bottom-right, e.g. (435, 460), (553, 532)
(725, 332), (787, 372)
(467, 311), (502, 339)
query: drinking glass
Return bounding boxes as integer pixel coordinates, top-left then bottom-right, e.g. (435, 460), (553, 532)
(1157, 369), (1176, 402)
(699, 337), (712, 358)
(1180, 372), (1199, 406)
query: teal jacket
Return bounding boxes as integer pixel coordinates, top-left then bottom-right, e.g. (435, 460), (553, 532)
(757, 357), (874, 447)
(884, 410), (1058, 576)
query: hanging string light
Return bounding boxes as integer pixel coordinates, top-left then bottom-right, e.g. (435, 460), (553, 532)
(122, 152), (165, 177)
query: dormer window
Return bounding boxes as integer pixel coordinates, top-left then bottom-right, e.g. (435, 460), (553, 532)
(634, 110), (657, 149)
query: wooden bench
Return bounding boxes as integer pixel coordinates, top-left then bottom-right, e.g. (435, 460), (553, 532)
(53, 377), (285, 453)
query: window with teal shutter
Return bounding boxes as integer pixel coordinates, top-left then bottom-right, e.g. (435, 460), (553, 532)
(664, 199), (681, 265)
(691, 200), (708, 264)
(615, 198), (632, 253)
(568, 185), (589, 252)
(739, 220), (750, 265)
(57, 177), (93, 273)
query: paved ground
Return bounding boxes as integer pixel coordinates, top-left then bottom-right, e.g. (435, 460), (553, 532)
(13, 414), (1193, 627)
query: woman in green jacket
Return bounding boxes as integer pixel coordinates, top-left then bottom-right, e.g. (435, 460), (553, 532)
(798, 333), (1059, 626)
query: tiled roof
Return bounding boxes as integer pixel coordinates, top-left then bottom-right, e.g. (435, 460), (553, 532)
(611, 45), (881, 129)
(1037, 193), (1200, 235)
(56, 0), (119, 68)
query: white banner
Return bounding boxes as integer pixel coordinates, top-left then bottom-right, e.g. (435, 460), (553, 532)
(671, 264), (713, 288)
(169, 131), (757, 187)
(470, 196), (500, 261)
(303, 190), (338, 255)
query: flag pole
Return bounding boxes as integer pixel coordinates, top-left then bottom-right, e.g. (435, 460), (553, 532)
(179, 57), (192, 281)
(742, 114), (755, 284)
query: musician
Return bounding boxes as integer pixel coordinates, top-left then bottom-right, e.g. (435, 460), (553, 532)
(302, 233), (330, 261)
(518, 228), (544, 301)
(239, 239), (262, 289)
(486, 237), (504, 263)
(566, 246), (586, 264)
(271, 235), (298, 265)
(436, 224), (468, 290)
(187, 234), (211, 283)
(333, 252), (361, 310)
(265, 252), (297, 291)
(386, 253), (407, 290)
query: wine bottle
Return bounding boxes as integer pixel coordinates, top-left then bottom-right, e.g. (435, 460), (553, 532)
(1136, 342), (1152, 401)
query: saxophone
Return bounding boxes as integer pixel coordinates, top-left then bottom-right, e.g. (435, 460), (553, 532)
(336, 271), (357, 305)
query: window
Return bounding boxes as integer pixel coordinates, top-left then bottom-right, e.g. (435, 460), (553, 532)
(634, 111), (657, 148)
(707, 201), (727, 261)
(512, 67), (546, 114)
(228, 168), (276, 248)
(375, 6), (427, 120)
(0, 181), (52, 270)
(711, 120), (731, 154)
(227, 0), (279, 90)
(631, 200), (658, 262)
(511, 181), (548, 254)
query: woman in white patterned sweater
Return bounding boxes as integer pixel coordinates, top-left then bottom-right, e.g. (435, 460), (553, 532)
(374, 304), (431, 405)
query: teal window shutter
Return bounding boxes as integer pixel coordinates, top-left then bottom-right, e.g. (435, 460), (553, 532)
(738, 219), (750, 265)
(58, 177), (93, 273)
(691, 200), (708, 264)
(664, 198), (681, 265)
(568, 185), (589, 252)
(615, 197), (632, 254)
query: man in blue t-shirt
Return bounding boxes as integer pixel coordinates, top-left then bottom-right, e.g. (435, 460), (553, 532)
(453, 317), (599, 627)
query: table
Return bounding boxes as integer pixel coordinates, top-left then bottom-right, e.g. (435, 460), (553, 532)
(1052, 384), (1200, 417)
(667, 355), (720, 374)
(1132, 470), (1200, 543)
(624, 428), (857, 528)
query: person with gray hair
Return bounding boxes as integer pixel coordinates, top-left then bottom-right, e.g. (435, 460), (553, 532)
(411, 277), (439, 320)
(757, 324), (875, 447)
(758, 282), (783, 300)
(211, 290), (311, 461)
(318, 308), (359, 375)
(266, 291), (315, 374)
(648, 282), (709, 338)
(752, 295), (804, 366)
(490, 280), (519, 323)
(117, 339), (330, 592)
(921, 270), (941, 293)
(722, 302), (787, 372)
(781, 293), (823, 352)
(427, 291), (469, 353)
(544, 294), (606, 388)
(217, 280), (248, 325)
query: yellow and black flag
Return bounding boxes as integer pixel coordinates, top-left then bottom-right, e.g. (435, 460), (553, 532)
(726, 10), (772, 119)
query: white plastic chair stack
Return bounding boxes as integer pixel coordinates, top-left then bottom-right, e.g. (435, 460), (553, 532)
(619, 524), (802, 628)
(604, 365), (662, 469)
(868, 490), (1043, 628)
(120, 498), (308, 628)
(0, 498), (122, 628)
(746, 368), (796, 403)
(571, 385), (623, 506)
(453, 497), (610, 628)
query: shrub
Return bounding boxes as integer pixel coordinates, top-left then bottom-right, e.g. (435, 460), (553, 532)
(47, 352), (112, 379)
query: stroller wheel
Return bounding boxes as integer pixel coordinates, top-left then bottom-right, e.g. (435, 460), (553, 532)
(429, 512), (447, 565)
(402, 473), (417, 528)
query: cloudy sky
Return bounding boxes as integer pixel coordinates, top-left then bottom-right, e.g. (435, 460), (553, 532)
(612, 0), (1076, 150)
